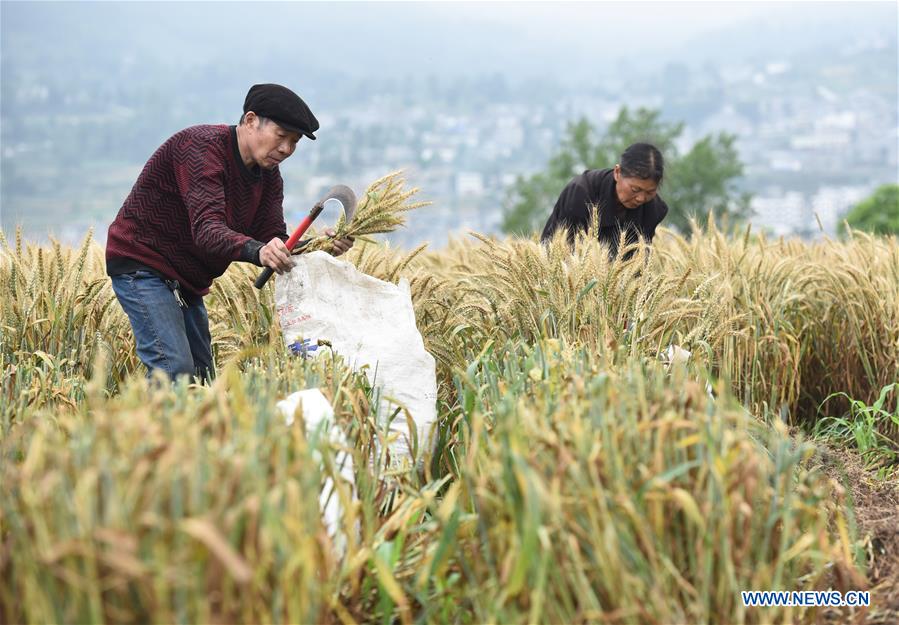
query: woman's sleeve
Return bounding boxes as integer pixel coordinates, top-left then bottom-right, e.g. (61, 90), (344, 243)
(540, 177), (590, 244)
(644, 198), (670, 243)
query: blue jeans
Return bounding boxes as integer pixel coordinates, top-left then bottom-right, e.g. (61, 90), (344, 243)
(111, 270), (214, 382)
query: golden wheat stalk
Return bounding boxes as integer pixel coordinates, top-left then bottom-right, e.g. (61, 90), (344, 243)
(299, 171), (430, 255)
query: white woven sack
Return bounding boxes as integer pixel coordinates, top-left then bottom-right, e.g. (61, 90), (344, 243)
(276, 389), (354, 558)
(274, 251), (438, 465)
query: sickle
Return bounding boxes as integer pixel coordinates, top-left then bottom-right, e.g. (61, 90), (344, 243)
(320, 184), (357, 225)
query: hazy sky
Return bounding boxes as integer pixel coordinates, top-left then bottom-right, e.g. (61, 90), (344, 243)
(3, 1), (896, 88)
(1, 1), (896, 243)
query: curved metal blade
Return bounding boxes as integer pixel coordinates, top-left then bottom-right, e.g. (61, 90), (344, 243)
(321, 184), (357, 224)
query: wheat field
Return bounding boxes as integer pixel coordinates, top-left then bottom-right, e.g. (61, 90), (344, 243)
(1, 178), (897, 623)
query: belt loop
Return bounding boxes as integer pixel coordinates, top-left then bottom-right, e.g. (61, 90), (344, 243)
(165, 279), (187, 309)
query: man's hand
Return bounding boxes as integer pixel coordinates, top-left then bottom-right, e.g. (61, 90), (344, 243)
(324, 228), (355, 257)
(259, 238), (294, 274)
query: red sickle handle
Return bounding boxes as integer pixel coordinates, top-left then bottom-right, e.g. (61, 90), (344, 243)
(285, 203), (325, 249)
(254, 203), (325, 289)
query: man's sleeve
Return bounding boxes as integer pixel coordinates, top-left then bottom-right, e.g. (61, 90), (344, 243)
(541, 176), (590, 244)
(253, 174), (289, 244)
(237, 175), (289, 267)
(173, 135), (253, 259)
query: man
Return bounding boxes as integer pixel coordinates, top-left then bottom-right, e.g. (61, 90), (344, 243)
(106, 83), (353, 381)
(540, 142), (669, 259)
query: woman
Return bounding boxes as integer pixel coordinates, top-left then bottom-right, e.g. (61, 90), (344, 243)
(540, 142), (669, 258)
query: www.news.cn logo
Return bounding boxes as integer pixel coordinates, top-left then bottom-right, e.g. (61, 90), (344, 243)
(741, 590), (870, 608)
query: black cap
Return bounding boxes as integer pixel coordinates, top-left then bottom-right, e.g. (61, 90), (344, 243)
(243, 83), (319, 140)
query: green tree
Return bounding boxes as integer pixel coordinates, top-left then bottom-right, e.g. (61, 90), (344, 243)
(501, 107), (751, 235)
(842, 184), (899, 236)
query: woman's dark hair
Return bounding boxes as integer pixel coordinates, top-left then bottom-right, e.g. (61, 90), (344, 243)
(619, 143), (664, 184)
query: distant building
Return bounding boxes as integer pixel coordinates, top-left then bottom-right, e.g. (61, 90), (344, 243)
(700, 105), (753, 137)
(751, 192), (809, 236)
(455, 172), (485, 197)
(812, 185), (872, 235)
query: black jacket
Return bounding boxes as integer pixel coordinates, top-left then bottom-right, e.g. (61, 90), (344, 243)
(540, 168), (669, 258)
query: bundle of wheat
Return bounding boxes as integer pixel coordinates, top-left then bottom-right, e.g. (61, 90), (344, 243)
(299, 171), (430, 255)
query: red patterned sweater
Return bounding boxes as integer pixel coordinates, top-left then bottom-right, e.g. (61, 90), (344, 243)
(106, 125), (287, 295)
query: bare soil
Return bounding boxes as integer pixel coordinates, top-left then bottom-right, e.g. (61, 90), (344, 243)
(816, 445), (899, 624)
